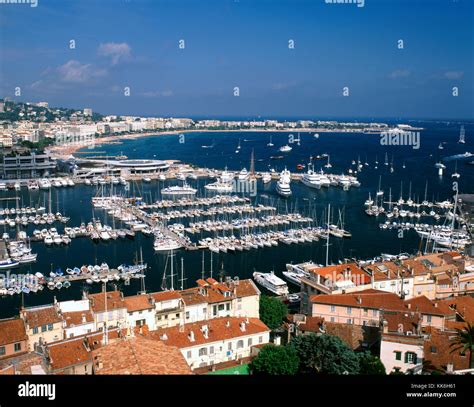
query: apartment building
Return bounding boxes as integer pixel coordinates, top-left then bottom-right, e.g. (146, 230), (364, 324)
(20, 305), (63, 351)
(0, 317), (28, 360)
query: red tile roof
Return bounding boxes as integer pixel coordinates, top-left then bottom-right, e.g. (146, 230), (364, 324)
(149, 317), (269, 349)
(22, 305), (62, 328)
(92, 336), (191, 375)
(47, 337), (91, 371)
(405, 296), (453, 316)
(63, 311), (94, 328)
(124, 294), (154, 313)
(437, 296), (474, 323)
(311, 289), (406, 311)
(150, 291), (182, 302)
(88, 290), (126, 312)
(0, 318), (27, 346)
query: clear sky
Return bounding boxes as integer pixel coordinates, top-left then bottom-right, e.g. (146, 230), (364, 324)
(0, 0), (472, 119)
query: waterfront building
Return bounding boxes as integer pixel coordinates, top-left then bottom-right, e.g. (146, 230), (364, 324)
(20, 305), (63, 352)
(150, 291), (184, 330)
(299, 263), (371, 314)
(0, 151), (56, 180)
(0, 317), (28, 360)
(150, 317), (270, 371)
(58, 299), (96, 339)
(124, 294), (156, 331)
(87, 290), (127, 331)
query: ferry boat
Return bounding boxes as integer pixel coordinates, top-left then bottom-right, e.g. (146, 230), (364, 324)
(279, 145), (292, 153)
(161, 182), (197, 196)
(275, 168), (292, 197)
(253, 270), (289, 295)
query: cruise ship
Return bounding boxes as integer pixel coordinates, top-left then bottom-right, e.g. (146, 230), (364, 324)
(253, 270), (289, 295)
(161, 182), (197, 196)
(275, 168), (292, 197)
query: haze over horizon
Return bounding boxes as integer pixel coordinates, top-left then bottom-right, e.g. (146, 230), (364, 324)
(0, 0), (473, 119)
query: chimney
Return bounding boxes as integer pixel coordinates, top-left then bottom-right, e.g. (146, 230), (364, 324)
(407, 303), (411, 309)
(382, 319), (388, 334)
(356, 296), (362, 305)
(240, 321), (246, 332)
(81, 313), (87, 324)
(188, 330), (195, 342)
(201, 325), (209, 339)
(226, 321), (230, 328)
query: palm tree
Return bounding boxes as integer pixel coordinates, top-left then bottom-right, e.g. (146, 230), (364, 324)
(450, 322), (474, 369)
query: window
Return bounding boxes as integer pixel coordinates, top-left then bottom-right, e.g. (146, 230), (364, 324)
(372, 310), (377, 317)
(199, 347), (207, 356)
(394, 351), (401, 361)
(185, 312), (190, 319)
(427, 315), (432, 323)
(187, 351), (192, 358)
(248, 338), (253, 346)
(0, 346), (5, 356)
(259, 336), (263, 344)
(14, 343), (21, 352)
(363, 308), (368, 315)
(226, 303), (230, 311)
(237, 340), (244, 349)
(347, 307), (352, 315)
(347, 319), (352, 324)
(48, 324), (53, 331)
(210, 346), (214, 355)
(405, 352), (417, 364)
(362, 320), (367, 326)
(41, 325), (47, 333)
(228, 342), (232, 350)
(430, 346), (437, 354)
(33, 326), (38, 334)
(175, 314), (179, 318)
(218, 304), (225, 311)
(330, 317), (335, 322)
(330, 305), (336, 313)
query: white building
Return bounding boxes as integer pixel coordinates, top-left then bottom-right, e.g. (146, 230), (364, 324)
(154, 317), (270, 370)
(58, 299), (96, 339)
(380, 334), (424, 374)
(124, 294), (156, 331)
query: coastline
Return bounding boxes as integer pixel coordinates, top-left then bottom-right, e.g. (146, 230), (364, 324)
(48, 127), (371, 159)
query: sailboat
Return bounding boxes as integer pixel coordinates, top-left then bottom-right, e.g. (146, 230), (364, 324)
(235, 138), (241, 153)
(384, 152), (389, 166)
(324, 155), (332, 169)
(267, 135), (274, 147)
(451, 161), (460, 178)
(390, 155), (394, 173)
(438, 142), (444, 150)
(459, 125), (466, 144)
(376, 175), (384, 197)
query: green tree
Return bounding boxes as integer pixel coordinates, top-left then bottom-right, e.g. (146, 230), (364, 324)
(450, 322), (474, 369)
(357, 351), (386, 375)
(259, 295), (288, 330)
(250, 344), (299, 375)
(291, 333), (360, 374)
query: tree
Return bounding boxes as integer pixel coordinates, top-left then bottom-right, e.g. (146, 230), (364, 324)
(259, 295), (288, 330)
(357, 351), (386, 375)
(450, 322), (474, 369)
(291, 333), (360, 374)
(250, 344), (299, 375)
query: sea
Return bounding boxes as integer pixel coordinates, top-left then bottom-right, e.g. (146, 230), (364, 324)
(0, 119), (473, 318)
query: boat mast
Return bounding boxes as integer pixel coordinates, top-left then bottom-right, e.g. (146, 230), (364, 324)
(179, 256), (186, 290)
(325, 203), (330, 266)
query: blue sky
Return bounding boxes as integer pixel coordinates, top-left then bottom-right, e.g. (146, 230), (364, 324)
(0, 0), (472, 119)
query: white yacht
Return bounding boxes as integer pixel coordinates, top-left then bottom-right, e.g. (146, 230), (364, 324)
(262, 172), (272, 184)
(161, 182), (197, 196)
(253, 271), (289, 295)
(279, 145), (292, 153)
(275, 168), (292, 197)
(238, 168), (250, 181)
(205, 181), (233, 193)
(267, 135), (274, 147)
(0, 182), (6, 191)
(301, 163), (322, 189)
(153, 237), (182, 251)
